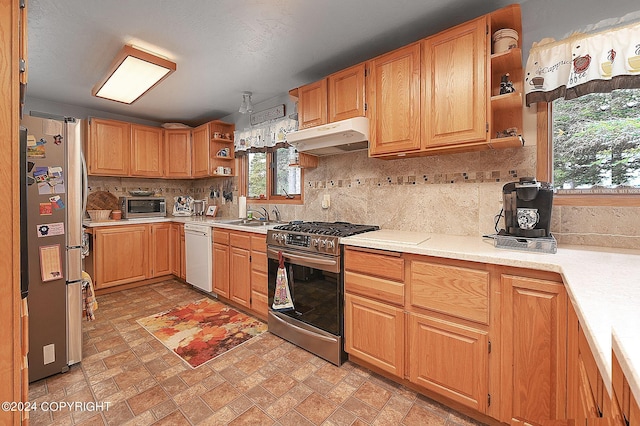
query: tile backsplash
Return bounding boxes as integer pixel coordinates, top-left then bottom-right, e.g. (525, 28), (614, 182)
(89, 145), (640, 250)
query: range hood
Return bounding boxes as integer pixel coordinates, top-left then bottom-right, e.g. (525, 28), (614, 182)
(286, 116), (369, 156)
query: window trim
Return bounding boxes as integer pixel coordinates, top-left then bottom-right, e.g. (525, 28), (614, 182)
(238, 152), (304, 205)
(537, 101), (640, 207)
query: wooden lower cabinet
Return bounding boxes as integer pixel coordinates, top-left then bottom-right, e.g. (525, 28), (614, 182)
(344, 247), (581, 425)
(94, 225), (149, 289)
(344, 293), (404, 377)
(150, 223), (171, 277)
(170, 223), (182, 276)
(180, 225), (186, 280)
(213, 229), (266, 318)
(250, 235), (268, 318)
(213, 229), (230, 298)
(408, 312), (488, 413)
(500, 274), (568, 424)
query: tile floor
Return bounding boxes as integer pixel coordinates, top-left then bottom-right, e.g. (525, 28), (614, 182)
(28, 279), (487, 425)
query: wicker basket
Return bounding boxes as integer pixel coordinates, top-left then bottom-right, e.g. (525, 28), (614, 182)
(87, 209), (111, 222)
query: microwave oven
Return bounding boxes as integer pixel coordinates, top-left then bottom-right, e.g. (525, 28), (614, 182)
(119, 197), (166, 219)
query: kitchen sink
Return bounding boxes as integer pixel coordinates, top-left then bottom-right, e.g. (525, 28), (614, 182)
(220, 219), (286, 227)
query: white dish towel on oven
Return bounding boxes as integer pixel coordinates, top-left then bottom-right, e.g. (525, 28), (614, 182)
(272, 251), (294, 311)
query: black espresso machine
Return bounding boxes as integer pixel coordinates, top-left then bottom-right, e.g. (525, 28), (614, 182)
(501, 177), (553, 238)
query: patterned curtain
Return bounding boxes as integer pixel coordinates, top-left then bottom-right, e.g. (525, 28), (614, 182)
(234, 117), (298, 156)
(525, 21), (640, 106)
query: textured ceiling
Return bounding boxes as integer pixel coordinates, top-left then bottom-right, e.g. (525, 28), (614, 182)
(27, 0), (526, 126)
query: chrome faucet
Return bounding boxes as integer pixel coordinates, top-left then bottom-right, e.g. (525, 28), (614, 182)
(272, 206), (281, 222)
(247, 208), (269, 221)
(260, 207), (270, 222)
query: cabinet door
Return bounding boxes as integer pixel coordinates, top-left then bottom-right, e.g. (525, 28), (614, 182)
(94, 225), (148, 288)
(328, 63), (366, 123)
(409, 312), (489, 413)
(344, 293), (404, 377)
(230, 246), (251, 308)
(501, 274), (567, 424)
(150, 223), (171, 277)
(298, 79), (328, 129)
(165, 129), (192, 178)
(169, 224), (181, 276)
(88, 118), (130, 176)
(191, 123), (209, 177)
(213, 242), (230, 298)
(423, 17), (488, 147)
(367, 43), (421, 155)
(131, 124), (163, 177)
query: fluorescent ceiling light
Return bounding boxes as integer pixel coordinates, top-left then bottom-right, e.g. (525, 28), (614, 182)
(92, 45), (176, 104)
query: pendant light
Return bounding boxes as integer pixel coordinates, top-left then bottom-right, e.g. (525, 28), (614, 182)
(239, 91), (254, 114)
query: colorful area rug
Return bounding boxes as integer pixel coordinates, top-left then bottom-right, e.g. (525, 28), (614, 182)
(137, 298), (267, 368)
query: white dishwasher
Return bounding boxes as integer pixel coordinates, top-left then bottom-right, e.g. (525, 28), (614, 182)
(184, 223), (213, 292)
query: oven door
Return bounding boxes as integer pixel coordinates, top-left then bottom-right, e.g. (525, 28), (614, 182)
(267, 246), (341, 335)
(267, 245), (346, 364)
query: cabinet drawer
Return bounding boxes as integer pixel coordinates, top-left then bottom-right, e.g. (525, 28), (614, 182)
(345, 248), (404, 282)
(251, 290), (268, 317)
(213, 229), (229, 244)
(345, 271), (404, 306)
(409, 260), (489, 324)
(251, 234), (266, 252)
(229, 231), (251, 249)
(251, 251), (267, 274)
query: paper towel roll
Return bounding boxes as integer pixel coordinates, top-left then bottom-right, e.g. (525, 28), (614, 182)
(239, 196), (247, 218)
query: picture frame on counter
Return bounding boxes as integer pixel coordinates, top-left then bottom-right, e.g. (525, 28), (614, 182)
(206, 205), (218, 217)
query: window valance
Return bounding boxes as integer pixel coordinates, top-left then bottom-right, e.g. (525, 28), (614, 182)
(525, 21), (640, 106)
(234, 117), (298, 157)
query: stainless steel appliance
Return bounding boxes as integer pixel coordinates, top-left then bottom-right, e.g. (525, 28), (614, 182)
(119, 196), (166, 219)
(21, 113), (86, 382)
(184, 223), (213, 293)
(501, 177), (553, 238)
(267, 221), (379, 365)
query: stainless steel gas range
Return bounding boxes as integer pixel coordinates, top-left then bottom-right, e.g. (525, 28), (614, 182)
(266, 221), (379, 365)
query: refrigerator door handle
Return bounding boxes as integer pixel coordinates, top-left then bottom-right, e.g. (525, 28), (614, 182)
(81, 149), (88, 217)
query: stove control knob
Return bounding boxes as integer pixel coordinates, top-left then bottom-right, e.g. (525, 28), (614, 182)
(319, 239), (326, 248)
(326, 240), (335, 250)
(311, 237), (319, 248)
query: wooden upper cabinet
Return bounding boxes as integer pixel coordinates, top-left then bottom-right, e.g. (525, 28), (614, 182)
(367, 43), (421, 156)
(164, 129), (192, 178)
(131, 124), (163, 177)
(87, 118), (131, 176)
(423, 16), (488, 148)
(501, 274), (568, 424)
(298, 79), (328, 129)
(328, 63), (366, 123)
(191, 123), (210, 177)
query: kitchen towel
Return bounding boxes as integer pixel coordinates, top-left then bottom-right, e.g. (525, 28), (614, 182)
(272, 251), (294, 311)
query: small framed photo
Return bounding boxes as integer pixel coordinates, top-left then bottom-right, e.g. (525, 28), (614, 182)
(205, 205), (218, 217)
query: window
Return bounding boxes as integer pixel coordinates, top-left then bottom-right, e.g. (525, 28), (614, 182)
(552, 89), (640, 193)
(538, 89), (640, 206)
(243, 147), (302, 202)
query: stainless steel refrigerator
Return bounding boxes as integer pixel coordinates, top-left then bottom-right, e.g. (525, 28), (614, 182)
(21, 113), (86, 382)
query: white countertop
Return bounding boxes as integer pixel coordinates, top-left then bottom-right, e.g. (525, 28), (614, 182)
(341, 230), (640, 402)
(82, 216), (277, 234)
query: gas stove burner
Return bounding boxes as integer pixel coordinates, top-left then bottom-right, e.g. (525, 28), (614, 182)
(274, 221), (379, 237)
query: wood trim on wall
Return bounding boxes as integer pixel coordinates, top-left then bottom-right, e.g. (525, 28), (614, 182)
(536, 102), (551, 183)
(536, 100), (640, 207)
(0, 0), (23, 424)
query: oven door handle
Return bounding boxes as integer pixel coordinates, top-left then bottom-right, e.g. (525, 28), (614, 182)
(267, 247), (339, 271)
